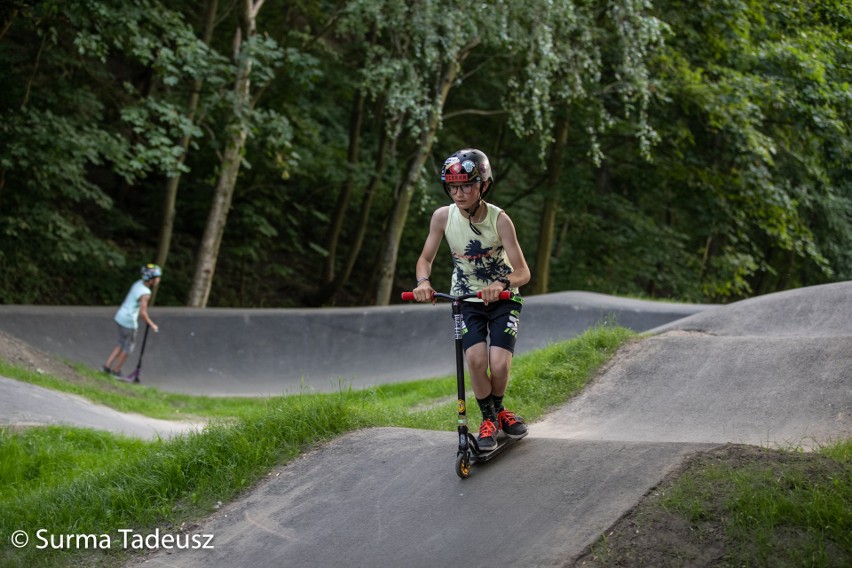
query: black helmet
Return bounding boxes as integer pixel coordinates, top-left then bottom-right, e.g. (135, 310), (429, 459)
(440, 148), (493, 200)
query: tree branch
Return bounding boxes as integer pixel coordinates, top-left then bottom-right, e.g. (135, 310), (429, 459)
(251, 0), (266, 20)
(443, 108), (508, 120)
(0, 9), (17, 42)
(21, 33), (47, 110)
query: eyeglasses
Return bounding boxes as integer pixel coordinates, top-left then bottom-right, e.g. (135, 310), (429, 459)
(448, 183), (479, 195)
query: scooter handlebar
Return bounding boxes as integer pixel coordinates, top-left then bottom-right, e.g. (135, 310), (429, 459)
(400, 290), (512, 301)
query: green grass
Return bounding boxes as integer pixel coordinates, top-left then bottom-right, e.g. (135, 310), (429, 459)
(659, 442), (852, 567)
(0, 427), (149, 503)
(0, 324), (634, 567)
(581, 439), (852, 568)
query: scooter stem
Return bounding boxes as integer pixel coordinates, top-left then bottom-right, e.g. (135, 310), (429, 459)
(452, 297), (470, 454)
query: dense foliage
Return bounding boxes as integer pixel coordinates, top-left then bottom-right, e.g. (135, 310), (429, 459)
(1, 0), (849, 307)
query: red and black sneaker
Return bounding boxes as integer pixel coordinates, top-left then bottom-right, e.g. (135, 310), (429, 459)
(497, 409), (528, 438)
(477, 417), (499, 451)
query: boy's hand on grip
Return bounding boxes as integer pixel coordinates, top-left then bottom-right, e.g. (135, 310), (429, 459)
(412, 281), (436, 304)
(479, 282), (505, 305)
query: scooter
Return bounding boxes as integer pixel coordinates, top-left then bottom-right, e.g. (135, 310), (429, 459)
(122, 324), (151, 384)
(401, 289), (527, 478)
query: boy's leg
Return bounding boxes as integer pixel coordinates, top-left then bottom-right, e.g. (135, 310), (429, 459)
(113, 351), (129, 373)
(487, 345), (527, 437)
(487, 345), (513, 398)
(104, 346), (122, 372)
(465, 342), (492, 399)
(463, 301), (530, 447)
(483, 300), (521, 397)
(110, 326), (136, 374)
(466, 342), (499, 450)
(461, 305), (500, 450)
(486, 303), (528, 438)
(461, 303), (492, 399)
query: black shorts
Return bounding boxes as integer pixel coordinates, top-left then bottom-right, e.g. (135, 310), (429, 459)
(461, 299), (523, 353)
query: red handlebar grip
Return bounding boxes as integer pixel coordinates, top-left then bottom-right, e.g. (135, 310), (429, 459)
(476, 290), (513, 300)
(401, 292), (416, 301)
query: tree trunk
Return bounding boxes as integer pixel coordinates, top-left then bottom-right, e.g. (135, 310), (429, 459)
(187, 0), (265, 307)
(531, 113), (569, 295)
(309, 116), (390, 306)
(322, 89), (365, 282)
(373, 56), (465, 306)
(157, 0), (218, 270)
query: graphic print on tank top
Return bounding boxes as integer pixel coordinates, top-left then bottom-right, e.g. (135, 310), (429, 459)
(445, 203), (515, 297)
(451, 240), (512, 295)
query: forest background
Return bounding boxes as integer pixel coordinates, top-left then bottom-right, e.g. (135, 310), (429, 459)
(1, 0), (849, 308)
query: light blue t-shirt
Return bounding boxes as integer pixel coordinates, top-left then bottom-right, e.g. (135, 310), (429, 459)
(114, 280), (152, 329)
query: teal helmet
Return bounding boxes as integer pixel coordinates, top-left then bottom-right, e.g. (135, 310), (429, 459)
(141, 264), (162, 281)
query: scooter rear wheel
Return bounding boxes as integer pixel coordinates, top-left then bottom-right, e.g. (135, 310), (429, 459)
(455, 452), (471, 479)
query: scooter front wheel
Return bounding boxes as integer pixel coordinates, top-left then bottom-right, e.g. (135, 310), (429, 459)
(455, 452), (471, 479)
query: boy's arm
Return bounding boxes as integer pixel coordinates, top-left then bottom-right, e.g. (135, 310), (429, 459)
(139, 294), (159, 332)
(413, 207), (449, 302)
(480, 211), (531, 304)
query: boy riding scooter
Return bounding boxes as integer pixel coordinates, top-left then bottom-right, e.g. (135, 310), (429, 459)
(411, 148), (531, 451)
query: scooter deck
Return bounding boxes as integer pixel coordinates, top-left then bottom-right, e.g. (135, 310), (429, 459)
(113, 372), (140, 384)
(471, 431), (527, 464)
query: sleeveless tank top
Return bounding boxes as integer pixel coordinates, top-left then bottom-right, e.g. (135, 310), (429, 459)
(444, 203), (518, 301)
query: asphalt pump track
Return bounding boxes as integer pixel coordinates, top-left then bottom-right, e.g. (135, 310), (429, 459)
(1, 285), (849, 566)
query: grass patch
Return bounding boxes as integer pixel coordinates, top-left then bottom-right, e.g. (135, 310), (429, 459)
(665, 443), (852, 567)
(580, 442), (852, 567)
(0, 427), (149, 503)
(1, 324), (633, 567)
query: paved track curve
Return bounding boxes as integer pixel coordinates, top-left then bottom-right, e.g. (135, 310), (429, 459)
(0, 292), (705, 396)
(0, 376), (202, 440)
